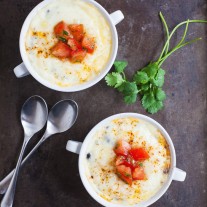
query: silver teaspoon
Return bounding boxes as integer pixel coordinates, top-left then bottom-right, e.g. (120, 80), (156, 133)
(1, 95), (48, 207)
(0, 99), (78, 196)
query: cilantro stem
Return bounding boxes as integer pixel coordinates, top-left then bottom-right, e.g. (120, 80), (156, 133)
(122, 72), (126, 80)
(158, 19), (189, 66)
(159, 12), (170, 55)
(177, 19), (189, 46)
(158, 37), (202, 67)
(158, 19), (207, 62)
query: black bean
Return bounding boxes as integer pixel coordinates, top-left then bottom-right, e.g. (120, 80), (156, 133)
(86, 153), (91, 159)
(163, 168), (169, 174)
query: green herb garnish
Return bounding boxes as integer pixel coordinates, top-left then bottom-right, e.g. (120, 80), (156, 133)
(58, 36), (67, 43)
(105, 12), (207, 114)
(63, 30), (68, 35)
(125, 173), (131, 177)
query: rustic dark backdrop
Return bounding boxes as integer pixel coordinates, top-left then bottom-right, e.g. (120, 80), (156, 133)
(0, 0), (207, 206)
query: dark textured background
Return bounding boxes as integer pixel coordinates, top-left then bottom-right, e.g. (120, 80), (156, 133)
(0, 0), (207, 206)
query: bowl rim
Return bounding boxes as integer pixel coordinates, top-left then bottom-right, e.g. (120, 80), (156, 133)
(19, 0), (118, 92)
(78, 113), (176, 207)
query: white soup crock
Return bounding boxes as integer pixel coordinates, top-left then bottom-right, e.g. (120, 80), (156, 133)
(14, 0), (124, 92)
(66, 113), (186, 207)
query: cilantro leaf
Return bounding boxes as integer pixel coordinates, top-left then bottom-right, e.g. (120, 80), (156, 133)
(141, 92), (156, 110)
(117, 82), (139, 104)
(156, 88), (166, 101)
(105, 72), (125, 88)
(133, 71), (149, 84)
(152, 68), (165, 87)
(140, 84), (150, 92)
(147, 100), (164, 114)
(124, 94), (137, 104)
(114, 61), (128, 73)
(118, 82), (138, 96)
(142, 63), (159, 78)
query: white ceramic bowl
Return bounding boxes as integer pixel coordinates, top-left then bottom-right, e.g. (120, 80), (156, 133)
(66, 113), (186, 207)
(14, 0), (124, 92)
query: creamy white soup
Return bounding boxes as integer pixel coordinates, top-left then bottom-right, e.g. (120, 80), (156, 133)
(84, 117), (171, 205)
(25, 0), (112, 87)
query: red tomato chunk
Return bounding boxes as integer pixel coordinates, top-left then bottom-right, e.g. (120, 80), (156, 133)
(54, 21), (72, 39)
(82, 36), (96, 53)
(114, 140), (150, 185)
(69, 24), (84, 42)
(51, 42), (71, 58)
(116, 155), (140, 170)
(70, 49), (87, 63)
(67, 38), (81, 51)
(132, 166), (146, 180)
(114, 140), (131, 156)
(129, 148), (150, 161)
(51, 21), (96, 63)
(116, 165), (132, 185)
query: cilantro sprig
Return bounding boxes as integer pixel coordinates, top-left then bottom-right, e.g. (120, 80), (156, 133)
(105, 12), (207, 114)
(105, 62), (139, 104)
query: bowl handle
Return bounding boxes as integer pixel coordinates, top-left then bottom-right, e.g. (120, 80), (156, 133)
(66, 140), (82, 154)
(14, 62), (30, 78)
(172, 167), (186, 182)
(110, 10), (124, 26)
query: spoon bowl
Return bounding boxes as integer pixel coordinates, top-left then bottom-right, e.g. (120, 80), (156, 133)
(21, 96), (48, 135)
(46, 99), (78, 135)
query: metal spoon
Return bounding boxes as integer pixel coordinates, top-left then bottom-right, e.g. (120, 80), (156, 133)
(1, 95), (48, 207)
(0, 99), (78, 197)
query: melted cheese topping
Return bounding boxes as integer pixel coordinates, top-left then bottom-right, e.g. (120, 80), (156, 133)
(25, 0), (112, 87)
(84, 117), (171, 205)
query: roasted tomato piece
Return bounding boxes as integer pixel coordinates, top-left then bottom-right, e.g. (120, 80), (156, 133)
(114, 140), (131, 156)
(132, 166), (146, 180)
(116, 155), (142, 170)
(70, 49), (87, 63)
(67, 38), (82, 51)
(54, 21), (72, 39)
(69, 24), (84, 41)
(82, 36), (96, 53)
(51, 42), (71, 58)
(116, 165), (132, 185)
(115, 156), (129, 166)
(129, 148), (150, 161)
(115, 155), (125, 166)
(125, 155), (139, 169)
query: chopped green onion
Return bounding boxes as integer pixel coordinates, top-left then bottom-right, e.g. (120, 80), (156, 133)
(58, 36), (67, 43)
(63, 30), (68, 35)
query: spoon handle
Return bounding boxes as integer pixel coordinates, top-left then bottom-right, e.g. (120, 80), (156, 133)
(0, 132), (50, 195)
(1, 139), (29, 207)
